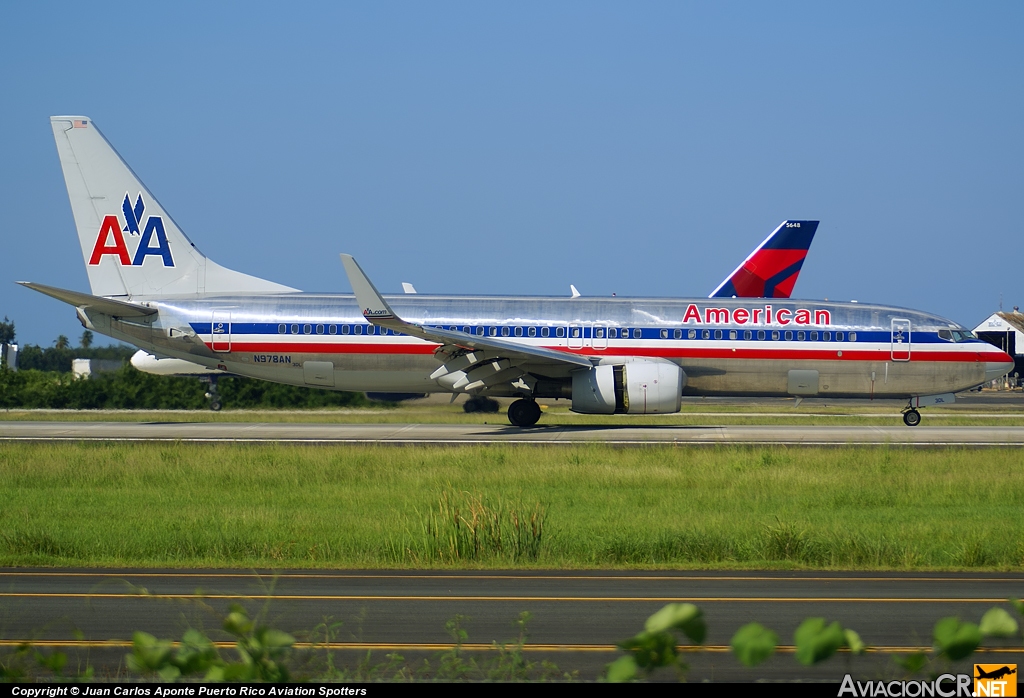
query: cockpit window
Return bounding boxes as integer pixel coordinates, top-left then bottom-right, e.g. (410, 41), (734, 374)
(938, 329), (953, 341)
(953, 330), (975, 342)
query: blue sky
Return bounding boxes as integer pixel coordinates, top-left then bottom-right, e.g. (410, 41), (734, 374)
(1, 2), (1021, 346)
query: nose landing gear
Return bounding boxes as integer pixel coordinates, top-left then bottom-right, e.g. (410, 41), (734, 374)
(902, 406), (921, 427)
(508, 398), (542, 427)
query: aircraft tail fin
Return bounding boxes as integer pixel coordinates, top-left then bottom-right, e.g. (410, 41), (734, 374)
(49, 116), (296, 298)
(709, 220), (818, 299)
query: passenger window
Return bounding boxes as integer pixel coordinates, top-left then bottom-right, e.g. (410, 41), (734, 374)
(490, 327), (498, 336)
(501, 327), (510, 337)
(702, 330), (710, 339)
(329, 325), (337, 335)
(836, 332), (844, 341)
(688, 329), (696, 339)
(572, 328), (580, 338)
(849, 332), (857, 342)
(823, 331), (831, 341)
(475, 326), (484, 336)
(595, 328), (604, 338)
(515, 327), (523, 337)
(541, 327), (550, 338)
(772, 331), (780, 340)
(609, 328), (617, 338)
(303, 324), (312, 334)
(528, 327), (537, 337)
(291, 324), (299, 334)
(797, 331), (805, 341)
(354, 325), (362, 335)
(714, 330), (722, 340)
(278, 324), (286, 334)
(810, 331), (818, 341)
(316, 324), (324, 335)
(342, 325), (350, 335)
(674, 329), (682, 339)
(633, 328), (641, 339)
(785, 331), (793, 341)
(757, 330), (765, 340)
(729, 330), (737, 340)
(557, 327), (566, 338)
(744, 330), (752, 340)
(660, 329), (669, 339)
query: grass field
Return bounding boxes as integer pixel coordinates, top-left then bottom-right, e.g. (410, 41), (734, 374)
(1, 442), (1022, 570)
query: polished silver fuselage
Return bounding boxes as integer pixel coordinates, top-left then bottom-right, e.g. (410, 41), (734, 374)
(85, 293), (1010, 400)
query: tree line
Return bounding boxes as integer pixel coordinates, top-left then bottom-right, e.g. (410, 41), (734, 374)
(0, 319), (374, 409)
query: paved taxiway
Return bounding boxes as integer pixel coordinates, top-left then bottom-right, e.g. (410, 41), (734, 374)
(1, 570), (1021, 680)
(3, 420), (1024, 445)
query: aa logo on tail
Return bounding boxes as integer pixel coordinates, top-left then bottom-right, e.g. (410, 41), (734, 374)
(88, 193), (174, 267)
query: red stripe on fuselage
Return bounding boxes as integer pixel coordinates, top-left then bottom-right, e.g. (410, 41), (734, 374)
(211, 342), (1004, 363)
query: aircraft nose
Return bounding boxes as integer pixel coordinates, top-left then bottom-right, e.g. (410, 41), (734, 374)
(984, 351), (1015, 381)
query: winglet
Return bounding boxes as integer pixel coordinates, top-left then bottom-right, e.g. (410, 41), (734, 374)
(340, 254), (397, 321)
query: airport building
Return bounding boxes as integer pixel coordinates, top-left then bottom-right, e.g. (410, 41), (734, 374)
(973, 308), (1024, 386)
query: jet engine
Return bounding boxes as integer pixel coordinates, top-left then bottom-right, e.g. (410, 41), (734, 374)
(571, 359), (684, 414)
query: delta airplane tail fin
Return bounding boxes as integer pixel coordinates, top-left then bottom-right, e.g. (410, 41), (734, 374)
(710, 220), (818, 298)
(49, 116), (296, 298)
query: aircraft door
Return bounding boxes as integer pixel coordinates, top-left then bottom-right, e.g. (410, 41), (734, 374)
(891, 318), (911, 362)
(212, 311), (231, 352)
(568, 323), (583, 350)
(592, 323), (608, 350)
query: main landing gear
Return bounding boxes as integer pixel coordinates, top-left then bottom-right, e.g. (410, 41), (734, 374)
(201, 376), (222, 411)
(902, 406), (921, 427)
(508, 398), (542, 427)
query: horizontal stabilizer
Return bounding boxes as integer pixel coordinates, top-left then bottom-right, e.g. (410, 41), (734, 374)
(17, 282), (157, 317)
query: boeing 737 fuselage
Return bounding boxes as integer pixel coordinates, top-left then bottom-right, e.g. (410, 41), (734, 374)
(22, 116), (1013, 427)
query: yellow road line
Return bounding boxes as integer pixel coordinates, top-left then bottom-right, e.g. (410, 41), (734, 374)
(0, 640), (1021, 654)
(1, 572), (1021, 583)
(0, 592), (1008, 602)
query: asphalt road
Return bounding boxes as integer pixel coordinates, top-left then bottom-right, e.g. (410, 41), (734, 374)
(3, 420), (1024, 445)
(1, 569), (1021, 680)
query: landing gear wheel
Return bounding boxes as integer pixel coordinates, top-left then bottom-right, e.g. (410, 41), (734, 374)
(202, 376), (223, 412)
(903, 409), (921, 427)
(508, 398), (542, 427)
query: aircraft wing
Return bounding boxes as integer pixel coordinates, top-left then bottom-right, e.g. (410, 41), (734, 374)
(17, 282), (157, 318)
(340, 254), (593, 368)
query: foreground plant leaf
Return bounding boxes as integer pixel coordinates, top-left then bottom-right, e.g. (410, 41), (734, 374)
(617, 630), (678, 669)
(933, 617), (982, 661)
(605, 655), (638, 682)
(794, 618), (845, 666)
(842, 628), (866, 655)
(644, 603), (706, 644)
(979, 607), (1019, 638)
(730, 623), (778, 667)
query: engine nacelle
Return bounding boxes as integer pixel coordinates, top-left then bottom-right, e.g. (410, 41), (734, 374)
(571, 359), (684, 415)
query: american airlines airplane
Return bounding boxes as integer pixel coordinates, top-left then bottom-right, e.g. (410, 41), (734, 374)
(22, 116), (1013, 427)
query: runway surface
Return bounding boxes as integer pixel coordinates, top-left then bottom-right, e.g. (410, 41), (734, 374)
(3, 420), (1024, 445)
(2, 569), (1021, 680)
